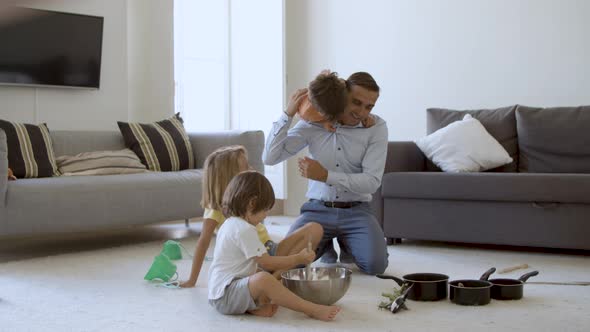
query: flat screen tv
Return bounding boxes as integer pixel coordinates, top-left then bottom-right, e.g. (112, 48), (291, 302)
(0, 7), (103, 89)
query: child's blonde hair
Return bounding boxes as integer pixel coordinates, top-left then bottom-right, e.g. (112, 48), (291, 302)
(201, 145), (247, 211)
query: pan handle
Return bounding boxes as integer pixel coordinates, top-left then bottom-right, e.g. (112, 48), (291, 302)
(376, 274), (405, 287)
(391, 283), (414, 314)
(519, 271), (539, 282)
(480, 267), (497, 281)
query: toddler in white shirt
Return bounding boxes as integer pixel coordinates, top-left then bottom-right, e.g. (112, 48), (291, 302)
(208, 170), (341, 321)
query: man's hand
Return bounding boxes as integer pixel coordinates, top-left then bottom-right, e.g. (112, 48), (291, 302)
(297, 248), (316, 265)
(285, 88), (308, 117)
(361, 114), (376, 128)
(298, 157), (328, 182)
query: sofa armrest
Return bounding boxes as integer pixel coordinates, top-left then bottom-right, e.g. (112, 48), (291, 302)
(385, 141), (426, 173)
(0, 129), (7, 207)
(188, 130), (265, 172)
(372, 141), (426, 229)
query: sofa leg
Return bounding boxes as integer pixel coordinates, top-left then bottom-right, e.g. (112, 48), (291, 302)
(386, 238), (402, 245)
(185, 219), (190, 227)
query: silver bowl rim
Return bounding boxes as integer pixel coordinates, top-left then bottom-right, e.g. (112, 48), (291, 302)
(281, 267), (353, 281)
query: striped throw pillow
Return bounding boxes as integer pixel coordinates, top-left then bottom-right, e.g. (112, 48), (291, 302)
(0, 120), (60, 178)
(56, 149), (148, 176)
(117, 113), (194, 171)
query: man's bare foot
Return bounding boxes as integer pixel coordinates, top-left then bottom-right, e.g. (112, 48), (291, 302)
(306, 304), (341, 321)
(248, 303), (279, 317)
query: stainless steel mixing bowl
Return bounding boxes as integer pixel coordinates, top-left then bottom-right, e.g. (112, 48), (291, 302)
(281, 267), (352, 305)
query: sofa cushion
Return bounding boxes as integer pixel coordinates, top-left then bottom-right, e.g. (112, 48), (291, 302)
(0, 129), (7, 206)
(382, 172), (590, 204)
(426, 106), (518, 172)
(2, 169), (203, 235)
(516, 105), (590, 173)
(117, 113), (195, 172)
(51, 131), (127, 157)
(0, 119), (60, 178)
(56, 149), (148, 176)
(415, 114), (512, 173)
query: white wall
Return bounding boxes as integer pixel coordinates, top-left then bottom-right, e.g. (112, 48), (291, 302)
(127, 0), (175, 123)
(284, 0), (590, 215)
(0, 0), (174, 130)
(142, 0), (174, 122)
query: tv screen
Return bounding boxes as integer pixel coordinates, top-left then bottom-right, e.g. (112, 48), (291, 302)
(0, 7), (103, 89)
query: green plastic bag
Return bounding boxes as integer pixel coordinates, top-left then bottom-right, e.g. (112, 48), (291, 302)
(144, 253), (178, 282)
(161, 240), (183, 260)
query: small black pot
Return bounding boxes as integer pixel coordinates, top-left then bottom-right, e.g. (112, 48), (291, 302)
(449, 268), (496, 306)
(487, 271), (539, 300)
(376, 272), (449, 301)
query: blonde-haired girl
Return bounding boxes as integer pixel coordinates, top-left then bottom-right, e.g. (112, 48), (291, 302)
(180, 146), (323, 287)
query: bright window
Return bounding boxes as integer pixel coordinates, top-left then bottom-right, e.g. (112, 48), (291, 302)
(174, 0), (229, 132)
(174, 0), (286, 198)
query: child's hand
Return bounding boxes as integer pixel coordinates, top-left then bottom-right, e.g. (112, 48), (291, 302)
(7, 168), (16, 180)
(297, 248), (316, 265)
(179, 280), (196, 288)
(272, 270), (283, 280)
(286, 88), (308, 117)
(322, 122), (336, 132)
(362, 114), (376, 128)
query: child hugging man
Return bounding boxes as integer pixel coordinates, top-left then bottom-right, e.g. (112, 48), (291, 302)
(298, 70), (375, 130)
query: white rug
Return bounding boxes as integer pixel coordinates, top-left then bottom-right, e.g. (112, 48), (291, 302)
(1, 216), (589, 332)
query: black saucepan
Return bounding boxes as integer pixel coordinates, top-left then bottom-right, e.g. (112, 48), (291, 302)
(376, 272), (449, 301)
(484, 270), (539, 300)
(449, 268), (496, 306)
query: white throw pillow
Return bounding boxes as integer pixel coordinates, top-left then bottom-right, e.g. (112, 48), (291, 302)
(415, 114), (513, 172)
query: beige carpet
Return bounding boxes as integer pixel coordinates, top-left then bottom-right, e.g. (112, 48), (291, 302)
(1, 216), (589, 332)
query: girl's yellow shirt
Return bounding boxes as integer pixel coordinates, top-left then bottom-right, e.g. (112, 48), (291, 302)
(203, 208), (272, 245)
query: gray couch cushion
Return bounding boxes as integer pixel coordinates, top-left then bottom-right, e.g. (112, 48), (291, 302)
(382, 172), (590, 204)
(384, 141), (426, 173)
(516, 105), (590, 173)
(0, 169), (203, 236)
(0, 129), (7, 207)
(52, 131), (127, 157)
(189, 131), (265, 172)
(50, 130), (267, 173)
(426, 106), (518, 172)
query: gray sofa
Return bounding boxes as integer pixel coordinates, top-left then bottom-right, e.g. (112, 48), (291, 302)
(380, 105), (590, 250)
(0, 129), (264, 237)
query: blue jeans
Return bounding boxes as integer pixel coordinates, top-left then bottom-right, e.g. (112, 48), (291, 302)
(288, 200), (389, 275)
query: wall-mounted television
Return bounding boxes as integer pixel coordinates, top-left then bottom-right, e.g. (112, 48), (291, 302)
(0, 7), (104, 89)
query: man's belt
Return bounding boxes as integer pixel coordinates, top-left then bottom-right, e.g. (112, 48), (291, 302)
(314, 200), (363, 209)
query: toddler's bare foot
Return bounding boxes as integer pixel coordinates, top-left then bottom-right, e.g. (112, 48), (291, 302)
(248, 304), (279, 317)
(272, 270), (283, 280)
(306, 304), (341, 321)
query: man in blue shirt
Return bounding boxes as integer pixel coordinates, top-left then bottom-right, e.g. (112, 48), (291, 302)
(263, 72), (389, 275)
